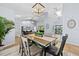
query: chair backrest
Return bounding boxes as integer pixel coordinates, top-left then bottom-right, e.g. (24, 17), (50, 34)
(57, 34), (68, 55)
(21, 36), (31, 56)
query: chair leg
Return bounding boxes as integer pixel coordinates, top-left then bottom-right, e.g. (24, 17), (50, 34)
(21, 44), (24, 56)
(21, 49), (24, 56)
(19, 44), (22, 53)
(21, 47), (27, 56)
(24, 49), (27, 56)
(61, 52), (63, 56)
(40, 49), (43, 56)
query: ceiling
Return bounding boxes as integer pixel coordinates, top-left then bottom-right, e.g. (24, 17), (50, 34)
(0, 3), (63, 17)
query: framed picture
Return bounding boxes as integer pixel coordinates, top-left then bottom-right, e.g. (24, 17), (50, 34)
(55, 25), (63, 34)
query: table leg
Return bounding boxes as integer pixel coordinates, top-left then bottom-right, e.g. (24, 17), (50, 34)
(43, 47), (46, 56)
(40, 47), (47, 56)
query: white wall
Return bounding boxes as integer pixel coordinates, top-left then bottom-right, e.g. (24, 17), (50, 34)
(15, 17), (21, 37)
(3, 29), (15, 45)
(44, 17), (60, 35)
(13, 3), (63, 36)
(34, 3), (63, 36)
(0, 7), (15, 22)
(0, 7), (15, 45)
(63, 4), (79, 46)
(0, 4), (63, 45)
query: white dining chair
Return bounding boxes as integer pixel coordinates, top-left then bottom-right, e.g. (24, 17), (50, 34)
(20, 36), (42, 56)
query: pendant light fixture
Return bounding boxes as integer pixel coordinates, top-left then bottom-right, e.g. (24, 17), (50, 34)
(32, 3), (45, 15)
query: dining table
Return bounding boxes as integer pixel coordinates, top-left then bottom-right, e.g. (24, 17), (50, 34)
(23, 34), (56, 56)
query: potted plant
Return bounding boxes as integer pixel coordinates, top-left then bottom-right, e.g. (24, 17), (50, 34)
(4, 19), (14, 34)
(35, 25), (44, 37)
(0, 17), (5, 46)
(0, 16), (14, 46)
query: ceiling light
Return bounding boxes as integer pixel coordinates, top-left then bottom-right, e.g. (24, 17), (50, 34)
(32, 3), (45, 15)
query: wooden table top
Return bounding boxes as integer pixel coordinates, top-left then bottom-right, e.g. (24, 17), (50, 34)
(24, 34), (56, 47)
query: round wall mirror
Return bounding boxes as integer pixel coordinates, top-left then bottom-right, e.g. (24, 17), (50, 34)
(67, 19), (76, 29)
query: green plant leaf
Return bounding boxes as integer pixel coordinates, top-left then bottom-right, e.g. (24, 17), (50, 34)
(0, 16), (14, 44)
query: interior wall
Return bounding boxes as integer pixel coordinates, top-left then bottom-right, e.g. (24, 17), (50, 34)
(0, 7), (15, 22)
(0, 3), (63, 37)
(0, 7), (15, 45)
(34, 3), (63, 36)
(0, 3), (34, 16)
(63, 4), (79, 46)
